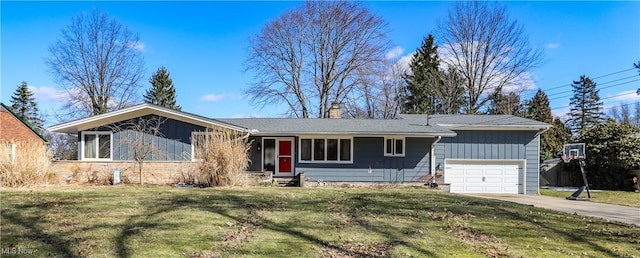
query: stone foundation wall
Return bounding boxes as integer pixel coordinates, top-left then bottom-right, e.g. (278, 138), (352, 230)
(50, 161), (198, 185)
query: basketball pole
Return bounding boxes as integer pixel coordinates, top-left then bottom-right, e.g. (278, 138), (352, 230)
(578, 158), (591, 199)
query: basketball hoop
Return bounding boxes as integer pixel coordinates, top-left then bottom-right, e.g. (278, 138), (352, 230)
(561, 154), (575, 163)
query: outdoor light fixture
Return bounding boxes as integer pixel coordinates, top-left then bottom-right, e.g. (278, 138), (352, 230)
(257, 143), (262, 151)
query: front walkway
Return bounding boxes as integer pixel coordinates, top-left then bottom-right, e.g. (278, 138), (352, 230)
(462, 193), (640, 226)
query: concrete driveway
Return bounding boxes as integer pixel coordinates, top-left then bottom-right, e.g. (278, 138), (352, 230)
(462, 194), (640, 226)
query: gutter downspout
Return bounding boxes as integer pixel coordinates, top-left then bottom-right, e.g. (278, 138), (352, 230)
(536, 127), (551, 137)
(430, 136), (442, 178)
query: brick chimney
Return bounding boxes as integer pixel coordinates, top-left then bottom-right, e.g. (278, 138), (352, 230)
(328, 102), (341, 119)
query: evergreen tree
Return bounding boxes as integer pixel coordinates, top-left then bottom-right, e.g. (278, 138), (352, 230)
(541, 118), (570, 161)
(10, 81), (44, 134)
(526, 89), (552, 123)
(524, 89), (566, 161)
(566, 75), (604, 135)
(144, 67), (180, 110)
(401, 34), (440, 114)
(579, 120), (640, 189)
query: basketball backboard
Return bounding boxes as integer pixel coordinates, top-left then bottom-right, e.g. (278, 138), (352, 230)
(563, 143), (585, 161)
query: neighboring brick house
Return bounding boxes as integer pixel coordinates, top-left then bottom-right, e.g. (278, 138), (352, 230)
(1, 103), (48, 159)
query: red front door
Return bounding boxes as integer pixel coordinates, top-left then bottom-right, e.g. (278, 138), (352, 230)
(278, 140), (293, 174)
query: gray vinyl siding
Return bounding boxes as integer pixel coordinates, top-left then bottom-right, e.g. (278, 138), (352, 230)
(82, 115), (206, 161)
(525, 134), (540, 194)
(435, 130), (540, 194)
(296, 137), (433, 182)
(247, 136), (262, 171)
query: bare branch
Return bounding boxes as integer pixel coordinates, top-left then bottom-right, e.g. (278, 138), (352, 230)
(437, 1), (544, 114)
(245, 1), (391, 118)
(47, 9), (145, 119)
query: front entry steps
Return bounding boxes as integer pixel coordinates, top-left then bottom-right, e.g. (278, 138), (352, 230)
(273, 173), (304, 187)
(273, 177), (299, 187)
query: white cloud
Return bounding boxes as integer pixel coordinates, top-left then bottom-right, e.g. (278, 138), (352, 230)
(199, 93), (244, 102)
(396, 53), (412, 73)
(28, 85), (68, 102)
(127, 41), (145, 51)
(385, 46), (404, 60)
(545, 43), (560, 49)
(551, 104), (571, 121)
(502, 72), (536, 93)
(200, 94), (224, 102)
(606, 89), (640, 102)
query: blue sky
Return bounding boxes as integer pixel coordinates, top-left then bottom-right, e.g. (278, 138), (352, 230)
(2, 1), (639, 126)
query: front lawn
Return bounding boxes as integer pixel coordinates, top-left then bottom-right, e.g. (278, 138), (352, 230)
(540, 188), (640, 208)
(1, 186), (638, 257)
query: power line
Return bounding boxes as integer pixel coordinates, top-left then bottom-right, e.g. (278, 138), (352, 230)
(543, 75), (639, 99)
(548, 78), (640, 101)
(522, 67), (637, 96)
(550, 89), (640, 111)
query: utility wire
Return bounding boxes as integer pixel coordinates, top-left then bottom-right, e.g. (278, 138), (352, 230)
(543, 75), (639, 99)
(522, 67), (637, 97)
(551, 89), (640, 111)
(548, 78), (640, 101)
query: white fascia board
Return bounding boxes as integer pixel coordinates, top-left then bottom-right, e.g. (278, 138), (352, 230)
(250, 132), (457, 137)
(439, 124), (551, 131)
(49, 103), (248, 133)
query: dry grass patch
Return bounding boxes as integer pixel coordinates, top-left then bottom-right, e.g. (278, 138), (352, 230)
(194, 129), (251, 187)
(2, 186), (639, 257)
(0, 141), (55, 187)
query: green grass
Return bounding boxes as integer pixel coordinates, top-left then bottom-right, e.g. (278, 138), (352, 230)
(1, 186), (639, 257)
(540, 189), (640, 208)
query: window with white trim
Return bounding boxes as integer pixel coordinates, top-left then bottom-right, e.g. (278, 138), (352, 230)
(384, 137), (405, 157)
(299, 137), (352, 163)
(4, 142), (16, 163)
(82, 132), (112, 160)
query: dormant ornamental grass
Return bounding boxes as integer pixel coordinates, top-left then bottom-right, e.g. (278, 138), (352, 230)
(195, 130), (251, 187)
(0, 141), (54, 187)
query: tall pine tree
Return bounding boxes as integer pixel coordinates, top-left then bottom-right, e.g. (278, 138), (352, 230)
(144, 67), (180, 110)
(566, 75), (604, 135)
(10, 81), (44, 134)
(401, 34), (441, 114)
(526, 89), (552, 123)
(525, 89), (568, 160)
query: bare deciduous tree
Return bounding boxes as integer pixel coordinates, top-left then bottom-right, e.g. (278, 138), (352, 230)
(111, 116), (166, 185)
(344, 57), (404, 119)
(635, 102), (640, 127)
(610, 103), (632, 125)
(431, 66), (466, 114)
(245, 1), (391, 118)
(45, 132), (78, 160)
(437, 1), (544, 114)
(47, 9), (145, 118)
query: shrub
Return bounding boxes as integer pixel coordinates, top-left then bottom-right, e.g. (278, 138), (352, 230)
(0, 141), (53, 187)
(195, 130), (251, 187)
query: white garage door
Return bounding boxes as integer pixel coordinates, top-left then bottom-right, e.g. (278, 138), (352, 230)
(445, 160), (523, 193)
